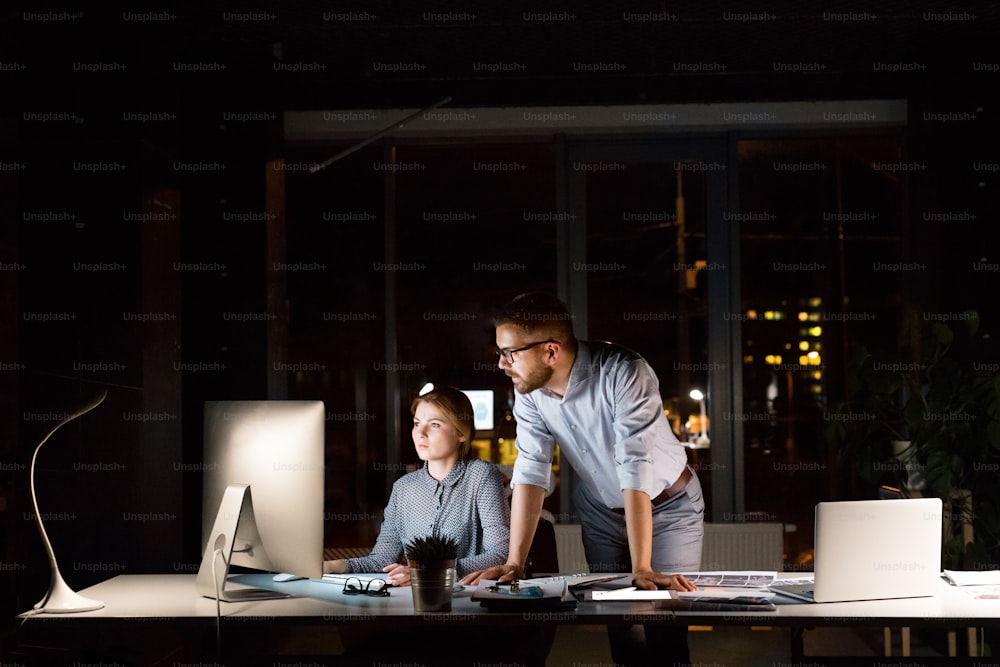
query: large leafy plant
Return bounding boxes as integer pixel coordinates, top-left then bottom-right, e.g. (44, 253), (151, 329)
(825, 309), (1000, 569)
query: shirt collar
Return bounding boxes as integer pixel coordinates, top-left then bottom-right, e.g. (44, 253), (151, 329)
(541, 339), (595, 400)
(418, 457), (468, 489)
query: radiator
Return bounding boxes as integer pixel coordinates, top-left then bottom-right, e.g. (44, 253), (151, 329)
(553, 524), (589, 573)
(552, 522), (784, 573)
(701, 522), (784, 571)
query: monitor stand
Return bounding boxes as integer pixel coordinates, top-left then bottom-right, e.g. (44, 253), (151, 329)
(195, 483), (291, 601)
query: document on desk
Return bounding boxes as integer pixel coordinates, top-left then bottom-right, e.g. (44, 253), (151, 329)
(943, 571), (1000, 599)
(943, 569), (1000, 586)
(591, 587), (775, 601)
(519, 573), (629, 589)
(957, 586), (1000, 600)
(680, 571), (778, 588)
(590, 571), (777, 602)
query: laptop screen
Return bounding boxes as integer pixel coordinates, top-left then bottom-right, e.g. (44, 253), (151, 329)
(813, 497), (942, 603)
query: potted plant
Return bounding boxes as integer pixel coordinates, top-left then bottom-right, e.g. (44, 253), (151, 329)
(404, 534), (459, 613)
(825, 308), (1000, 569)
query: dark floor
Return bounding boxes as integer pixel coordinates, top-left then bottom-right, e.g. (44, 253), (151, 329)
(2, 617), (989, 666)
(546, 623), (987, 667)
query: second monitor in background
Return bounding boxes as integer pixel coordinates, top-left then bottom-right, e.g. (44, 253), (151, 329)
(460, 389), (494, 432)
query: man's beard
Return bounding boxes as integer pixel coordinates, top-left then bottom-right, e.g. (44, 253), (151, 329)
(509, 364), (553, 394)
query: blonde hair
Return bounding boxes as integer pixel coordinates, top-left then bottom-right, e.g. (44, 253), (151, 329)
(410, 386), (476, 458)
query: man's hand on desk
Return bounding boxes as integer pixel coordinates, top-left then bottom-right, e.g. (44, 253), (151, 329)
(632, 571), (697, 592)
(459, 563), (525, 586)
(461, 565), (696, 591)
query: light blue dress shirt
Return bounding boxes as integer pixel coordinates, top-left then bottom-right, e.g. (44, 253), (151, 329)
(510, 340), (689, 509)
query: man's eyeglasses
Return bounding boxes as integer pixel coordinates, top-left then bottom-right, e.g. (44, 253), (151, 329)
(495, 339), (560, 364)
(342, 576), (390, 597)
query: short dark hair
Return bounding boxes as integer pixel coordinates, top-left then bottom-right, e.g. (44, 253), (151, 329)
(493, 292), (576, 344)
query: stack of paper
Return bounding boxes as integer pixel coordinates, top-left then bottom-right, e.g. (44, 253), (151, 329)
(942, 570), (1000, 600)
(943, 570), (1000, 586)
(588, 571), (778, 611)
(520, 573), (629, 587)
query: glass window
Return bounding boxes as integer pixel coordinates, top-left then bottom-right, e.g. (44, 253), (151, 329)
(737, 134), (907, 566)
(581, 156), (714, 514)
(282, 144), (386, 547)
(283, 141), (558, 542)
(390, 141), (558, 508)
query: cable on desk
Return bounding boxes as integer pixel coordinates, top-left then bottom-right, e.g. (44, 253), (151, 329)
(212, 548), (224, 660)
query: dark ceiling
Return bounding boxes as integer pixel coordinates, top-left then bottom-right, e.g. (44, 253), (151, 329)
(5, 0), (997, 116)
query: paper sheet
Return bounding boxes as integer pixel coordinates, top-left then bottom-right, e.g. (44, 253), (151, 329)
(943, 569), (1000, 586)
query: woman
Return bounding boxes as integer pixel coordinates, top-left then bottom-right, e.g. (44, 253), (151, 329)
(323, 386), (510, 584)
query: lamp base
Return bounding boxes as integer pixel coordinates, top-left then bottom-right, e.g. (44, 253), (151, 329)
(34, 569), (104, 614)
(687, 435), (711, 449)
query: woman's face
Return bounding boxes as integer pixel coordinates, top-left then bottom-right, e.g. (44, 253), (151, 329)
(411, 401), (463, 465)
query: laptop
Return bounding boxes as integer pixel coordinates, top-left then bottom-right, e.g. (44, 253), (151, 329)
(770, 497), (943, 603)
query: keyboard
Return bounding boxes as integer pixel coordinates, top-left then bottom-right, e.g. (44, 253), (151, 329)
(768, 581), (816, 602)
(520, 573), (629, 588)
(321, 572), (471, 592)
(317, 574), (388, 586)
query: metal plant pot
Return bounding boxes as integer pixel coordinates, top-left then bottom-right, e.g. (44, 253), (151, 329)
(409, 560), (456, 613)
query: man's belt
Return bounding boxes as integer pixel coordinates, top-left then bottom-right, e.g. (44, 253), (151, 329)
(611, 466), (693, 514)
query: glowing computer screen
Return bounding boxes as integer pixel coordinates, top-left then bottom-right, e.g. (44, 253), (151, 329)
(460, 389), (494, 431)
(197, 400), (325, 600)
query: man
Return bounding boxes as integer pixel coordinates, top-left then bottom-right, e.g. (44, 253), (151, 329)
(462, 291), (704, 667)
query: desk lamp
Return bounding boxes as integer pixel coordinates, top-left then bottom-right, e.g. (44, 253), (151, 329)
(688, 389), (710, 448)
(29, 389), (108, 613)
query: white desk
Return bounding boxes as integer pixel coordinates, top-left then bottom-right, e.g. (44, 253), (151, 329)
(20, 573), (1000, 621)
(672, 577), (997, 625)
(9, 574), (1000, 665)
(19, 573), (651, 622)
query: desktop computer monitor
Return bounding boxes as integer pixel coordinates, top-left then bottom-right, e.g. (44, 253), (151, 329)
(460, 389), (494, 431)
(196, 400), (325, 601)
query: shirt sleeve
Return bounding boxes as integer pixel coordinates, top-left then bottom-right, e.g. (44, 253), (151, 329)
(611, 356), (666, 497)
(455, 462), (512, 577)
(509, 391), (556, 493)
(344, 483), (404, 574)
